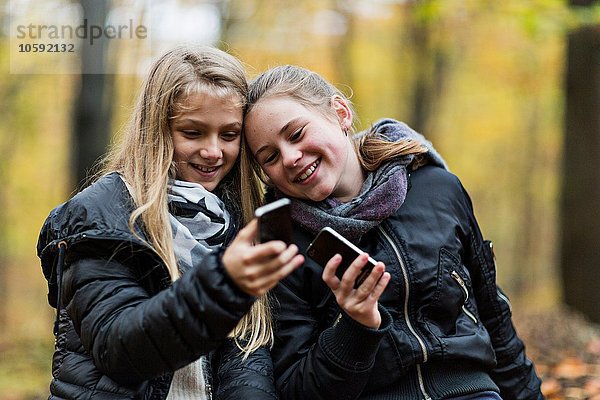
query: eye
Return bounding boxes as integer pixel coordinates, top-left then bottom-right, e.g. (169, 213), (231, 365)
(181, 130), (201, 137)
(262, 150), (279, 165)
(290, 127), (304, 142)
(221, 131), (240, 142)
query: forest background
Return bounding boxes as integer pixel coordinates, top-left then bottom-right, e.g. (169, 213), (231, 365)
(0, 0), (599, 398)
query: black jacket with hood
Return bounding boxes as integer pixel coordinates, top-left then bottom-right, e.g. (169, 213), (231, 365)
(37, 172), (271, 399)
(270, 165), (543, 400)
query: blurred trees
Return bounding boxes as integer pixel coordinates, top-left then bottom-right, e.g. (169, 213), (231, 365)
(0, 61), (26, 335)
(72, 0), (113, 190)
(404, 3), (449, 135)
(561, 0), (600, 323)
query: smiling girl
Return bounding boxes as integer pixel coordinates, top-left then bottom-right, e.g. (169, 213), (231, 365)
(37, 46), (303, 399)
(241, 65), (543, 400)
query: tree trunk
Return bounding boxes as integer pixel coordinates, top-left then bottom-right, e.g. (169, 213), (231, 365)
(406, 6), (448, 138)
(331, 1), (354, 93)
(72, 0), (113, 191)
(561, 19), (600, 322)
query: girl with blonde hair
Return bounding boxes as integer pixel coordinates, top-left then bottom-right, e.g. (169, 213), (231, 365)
(240, 65), (543, 399)
(37, 46), (302, 399)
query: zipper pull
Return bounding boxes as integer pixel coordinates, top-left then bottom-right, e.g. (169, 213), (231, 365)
(332, 313), (342, 327)
(451, 270), (478, 323)
(451, 270), (466, 289)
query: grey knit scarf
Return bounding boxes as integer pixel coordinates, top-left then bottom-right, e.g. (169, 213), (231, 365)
(286, 119), (447, 241)
(168, 179), (235, 273)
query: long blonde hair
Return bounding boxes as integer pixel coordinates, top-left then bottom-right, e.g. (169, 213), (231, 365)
(101, 45), (269, 355)
(244, 65), (427, 182)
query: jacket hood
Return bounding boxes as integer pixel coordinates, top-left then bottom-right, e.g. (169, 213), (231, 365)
(37, 172), (163, 307)
(362, 118), (449, 171)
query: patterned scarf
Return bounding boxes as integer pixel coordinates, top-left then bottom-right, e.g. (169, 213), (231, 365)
(168, 179), (236, 273)
(167, 180), (238, 399)
(284, 119), (447, 241)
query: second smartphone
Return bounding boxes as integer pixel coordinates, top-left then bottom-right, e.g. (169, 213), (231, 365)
(307, 226), (378, 288)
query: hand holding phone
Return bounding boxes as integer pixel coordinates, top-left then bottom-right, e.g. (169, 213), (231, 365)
(306, 227), (377, 288)
(254, 198), (292, 245)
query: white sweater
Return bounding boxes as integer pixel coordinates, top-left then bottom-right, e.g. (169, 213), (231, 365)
(166, 356), (211, 400)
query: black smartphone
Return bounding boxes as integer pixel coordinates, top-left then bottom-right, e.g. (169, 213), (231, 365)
(306, 226), (378, 288)
(255, 198), (292, 245)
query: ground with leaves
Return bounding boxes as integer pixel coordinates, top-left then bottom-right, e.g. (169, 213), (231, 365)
(513, 307), (600, 399)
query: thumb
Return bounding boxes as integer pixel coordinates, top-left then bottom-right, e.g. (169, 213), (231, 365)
(235, 218), (258, 243)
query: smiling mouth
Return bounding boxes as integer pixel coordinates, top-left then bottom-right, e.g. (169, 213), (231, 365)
(295, 159), (320, 183)
(190, 163), (219, 173)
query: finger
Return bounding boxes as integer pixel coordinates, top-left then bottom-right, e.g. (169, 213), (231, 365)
(239, 242), (286, 270)
(354, 262), (385, 298)
(339, 253), (369, 291)
(322, 254), (342, 290)
(250, 244), (300, 278)
(370, 271), (391, 300)
(277, 244), (301, 265)
(236, 219), (258, 243)
(246, 254), (304, 295)
(352, 262), (385, 304)
(248, 240), (288, 261)
(274, 253), (304, 282)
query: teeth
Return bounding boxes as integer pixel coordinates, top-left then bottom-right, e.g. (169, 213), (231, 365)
(297, 160), (319, 182)
(192, 164), (217, 173)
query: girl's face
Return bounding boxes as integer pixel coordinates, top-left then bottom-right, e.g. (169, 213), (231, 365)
(244, 96), (361, 202)
(171, 91), (242, 192)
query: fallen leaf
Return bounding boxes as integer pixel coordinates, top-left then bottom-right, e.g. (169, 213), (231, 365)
(553, 357), (588, 379)
(585, 377), (600, 395)
(588, 339), (600, 355)
(565, 388), (588, 399)
(541, 378), (561, 397)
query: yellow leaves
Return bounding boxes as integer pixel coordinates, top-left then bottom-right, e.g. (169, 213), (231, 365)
(514, 307), (600, 400)
(553, 357), (589, 379)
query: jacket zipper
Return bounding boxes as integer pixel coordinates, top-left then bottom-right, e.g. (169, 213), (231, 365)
(53, 240), (68, 337)
(497, 290), (512, 313)
(488, 241), (513, 313)
(450, 270), (478, 323)
(378, 226), (431, 400)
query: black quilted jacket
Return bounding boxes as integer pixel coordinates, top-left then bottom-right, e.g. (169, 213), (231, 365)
(270, 165), (544, 400)
(37, 173), (264, 399)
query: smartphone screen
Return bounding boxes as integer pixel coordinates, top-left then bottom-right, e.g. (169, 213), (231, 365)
(255, 198), (292, 245)
(306, 227), (377, 288)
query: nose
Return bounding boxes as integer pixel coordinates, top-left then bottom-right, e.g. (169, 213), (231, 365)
(199, 139), (222, 161)
(281, 146), (302, 169)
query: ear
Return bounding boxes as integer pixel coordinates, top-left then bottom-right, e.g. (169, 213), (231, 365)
(331, 95), (353, 132)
